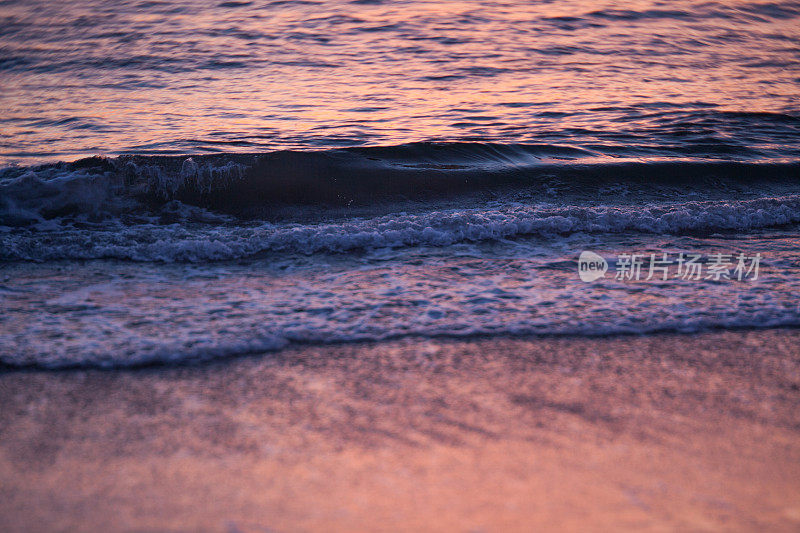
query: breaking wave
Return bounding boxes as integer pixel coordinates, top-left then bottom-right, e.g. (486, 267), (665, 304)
(1, 143), (798, 223)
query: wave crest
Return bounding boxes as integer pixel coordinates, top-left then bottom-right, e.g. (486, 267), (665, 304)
(1, 144), (798, 226)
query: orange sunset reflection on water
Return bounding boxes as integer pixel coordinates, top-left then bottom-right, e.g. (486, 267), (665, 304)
(1, 0), (799, 162)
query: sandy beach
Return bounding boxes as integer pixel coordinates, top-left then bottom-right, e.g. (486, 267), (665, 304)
(1, 329), (799, 532)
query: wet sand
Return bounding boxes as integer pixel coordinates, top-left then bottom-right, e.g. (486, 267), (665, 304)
(1, 329), (799, 532)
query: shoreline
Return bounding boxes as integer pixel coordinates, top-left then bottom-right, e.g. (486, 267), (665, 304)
(2, 329), (799, 531)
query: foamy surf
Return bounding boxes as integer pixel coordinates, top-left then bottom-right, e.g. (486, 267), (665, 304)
(2, 194), (800, 262)
(2, 232), (799, 368)
(2, 142), (798, 368)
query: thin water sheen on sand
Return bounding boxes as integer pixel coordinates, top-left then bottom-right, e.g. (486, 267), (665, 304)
(1, 330), (799, 531)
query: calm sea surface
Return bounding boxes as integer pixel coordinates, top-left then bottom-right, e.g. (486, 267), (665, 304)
(1, 0), (799, 162)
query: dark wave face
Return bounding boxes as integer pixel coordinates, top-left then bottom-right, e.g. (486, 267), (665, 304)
(2, 147), (799, 231)
(1, 0), (799, 163)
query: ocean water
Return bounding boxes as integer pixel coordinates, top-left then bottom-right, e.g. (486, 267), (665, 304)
(0, 0), (799, 368)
